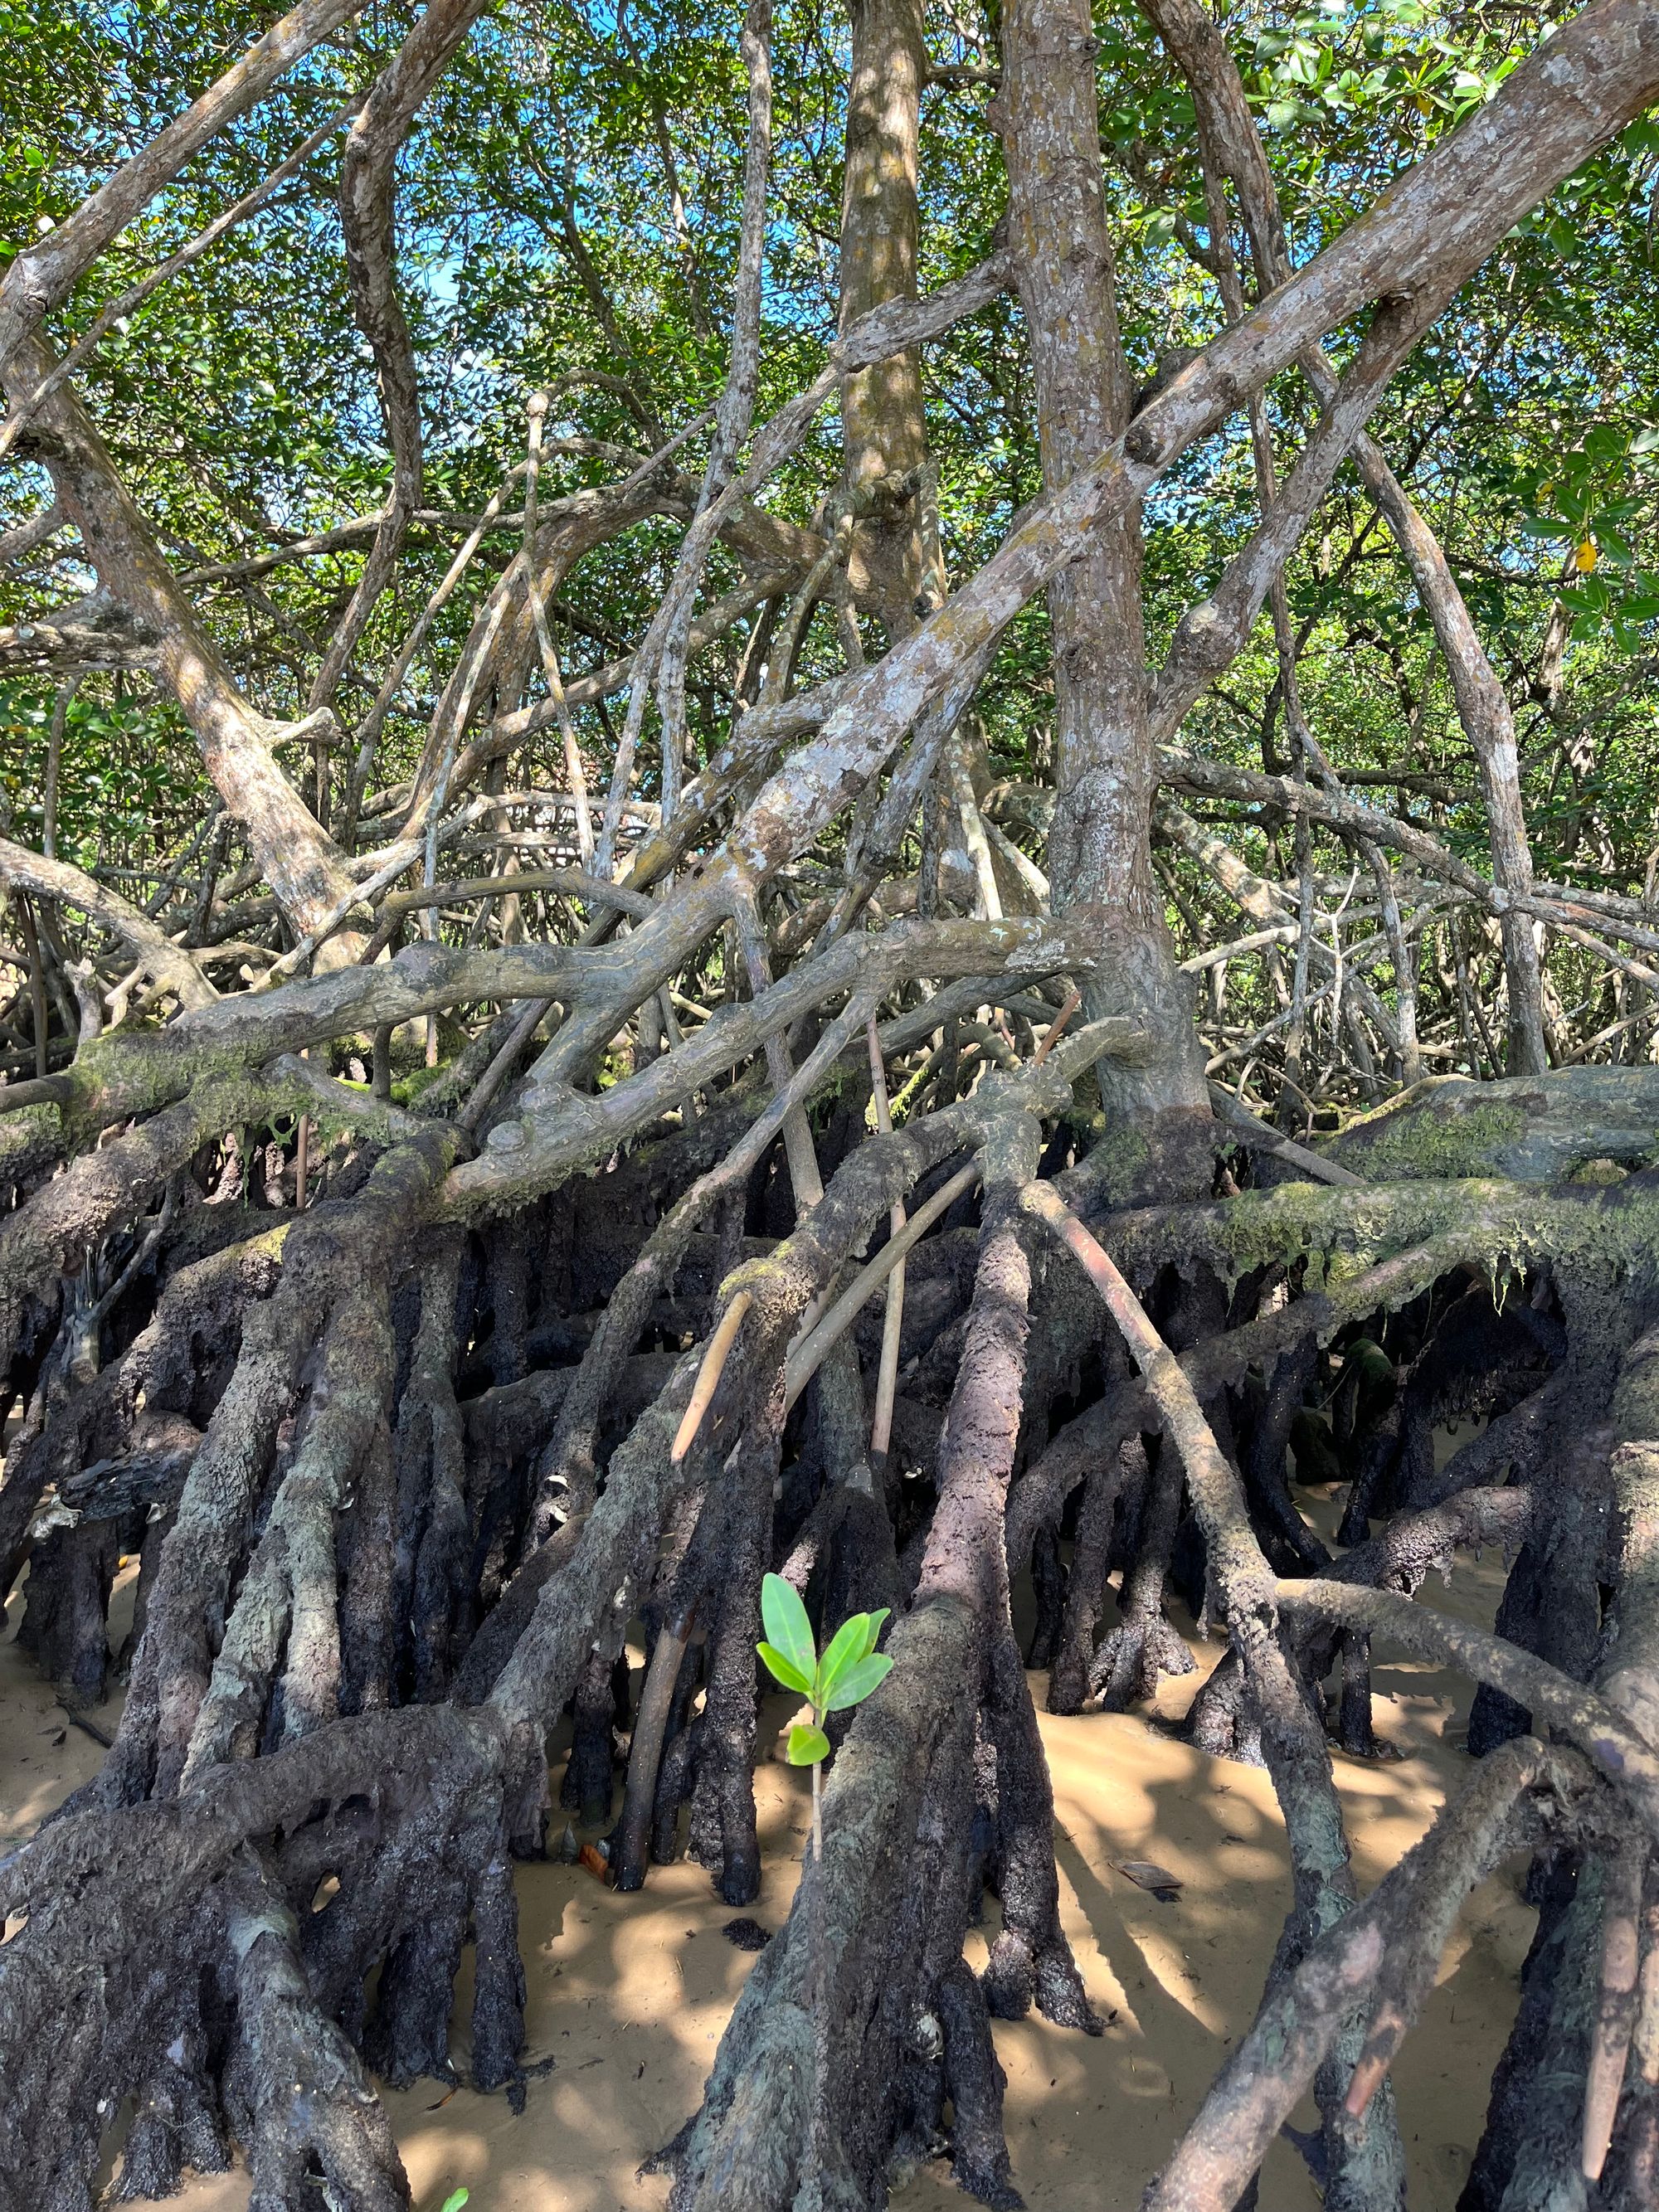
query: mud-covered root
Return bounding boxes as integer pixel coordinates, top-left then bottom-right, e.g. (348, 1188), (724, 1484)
(1089, 1608), (1197, 1712)
(1330, 1629), (1399, 1761)
(0, 1219), (277, 1619)
(0, 1698), (526, 2210)
(687, 1427), (779, 1906)
(981, 1631), (1101, 2034)
(224, 1861), (411, 2212)
(1088, 1437), (1194, 1714)
(109, 2015), (231, 2205)
(935, 1957), (1024, 2210)
(1024, 1524), (1065, 1672)
(392, 1236), (470, 1702)
(560, 1645), (625, 1822)
(90, 1132), (460, 1810)
(1242, 1339), (1332, 1574)
(16, 1507), (128, 1709)
(12, 1411), (198, 1706)
(1044, 1443), (1134, 1714)
(180, 1273), (397, 1781)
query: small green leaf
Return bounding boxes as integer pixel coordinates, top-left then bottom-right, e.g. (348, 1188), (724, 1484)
(757, 1641), (813, 1696)
(858, 1607), (890, 1660)
(760, 1573), (815, 1685)
(821, 1651), (893, 1714)
(815, 1612), (873, 1703)
(440, 2191), (469, 2212)
(786, 1723), (830, 1766)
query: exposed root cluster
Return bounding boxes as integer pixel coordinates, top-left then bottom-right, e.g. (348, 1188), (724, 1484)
(5, 1015), (1659, 2212)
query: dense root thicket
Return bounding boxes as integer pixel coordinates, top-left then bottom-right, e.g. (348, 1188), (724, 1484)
(10, 2), (1659, 2208)
(11, 1019), (1659, 2212)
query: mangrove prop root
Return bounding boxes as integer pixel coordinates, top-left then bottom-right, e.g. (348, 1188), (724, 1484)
(7, 1028), (1659, 2212)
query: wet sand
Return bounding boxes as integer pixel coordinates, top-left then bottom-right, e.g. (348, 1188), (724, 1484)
(1, 1472), (1530, 2212)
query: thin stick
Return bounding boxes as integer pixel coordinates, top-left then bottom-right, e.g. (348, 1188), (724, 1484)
(18, 897), (47, 1079)
(735, 889), (823, 1214)
(671, 1290), (754, 1463)
(1018, 1176), (1276, 1627)
(1584, 1841), (1645, 2180)
(865, 1016), (906, 1475)
(1207, 1082), (1362, 1187)
(613, 1604), (697, 1892)
(784, 1160), (978, 1410)
(1032, 984), (1082, 1065)
(522, 389), (596, 868)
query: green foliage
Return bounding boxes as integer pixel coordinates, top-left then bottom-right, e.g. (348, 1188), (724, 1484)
(0, 683), (189, 870)
(7, 0), (1659, 1077)
(786, 1722), (831, 1765)
(757, 1573), (892, 1766)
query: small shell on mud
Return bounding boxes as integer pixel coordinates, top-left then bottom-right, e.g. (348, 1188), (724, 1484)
(1116, 1859), (1182, 1898)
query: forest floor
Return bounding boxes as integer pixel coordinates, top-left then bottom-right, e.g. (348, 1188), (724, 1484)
(0, 1461), (1532, 2212)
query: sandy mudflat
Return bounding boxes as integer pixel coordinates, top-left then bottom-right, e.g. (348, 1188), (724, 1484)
(1, 1478), (1530, 2212)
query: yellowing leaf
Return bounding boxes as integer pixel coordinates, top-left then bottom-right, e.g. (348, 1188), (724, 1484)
(786, 1723), (830, 1766)
(1577, 538), (1598, 572)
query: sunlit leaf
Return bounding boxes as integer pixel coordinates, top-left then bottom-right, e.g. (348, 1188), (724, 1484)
(757, 1641), (813, 1697)
(820, 1653), (893, 1714)
(760, 1573), (815, 1685)
(786, 1723), (830, 1767)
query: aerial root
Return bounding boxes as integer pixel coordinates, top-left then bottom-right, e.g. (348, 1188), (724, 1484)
(226, 1860), (411, 2212)
(1043, 1443), (1133, 1714)
(981, 1631), (1101, 2034)
(560, 1645), (624, 1822)
(936, 1957), (1024, 2210)
(110, 2015), (230, 2205)
(1088, 1435), (1194, 1714)
(1145, 1737), (1576, 2212)
(671, 1288), (755, 1463)
(1579, 1840), (1644, 2182)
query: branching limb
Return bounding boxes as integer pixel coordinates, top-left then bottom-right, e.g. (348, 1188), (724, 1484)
(0, 835), (216, 1010)
(1143, 1736), (1581, 2212)
(1278, 1578), (1659, 1840)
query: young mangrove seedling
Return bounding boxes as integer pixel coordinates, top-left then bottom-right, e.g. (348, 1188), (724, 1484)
(756, 1571), (893, 1860)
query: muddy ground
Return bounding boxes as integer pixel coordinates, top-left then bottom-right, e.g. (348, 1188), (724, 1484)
(0, 1470), (1527, 2212)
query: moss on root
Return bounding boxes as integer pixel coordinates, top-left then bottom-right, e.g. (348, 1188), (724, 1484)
(1321, 1085), (1529, 1184)
(1112, 1170), (1659, 1315)
(1324, 1067), (1659, 1185)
